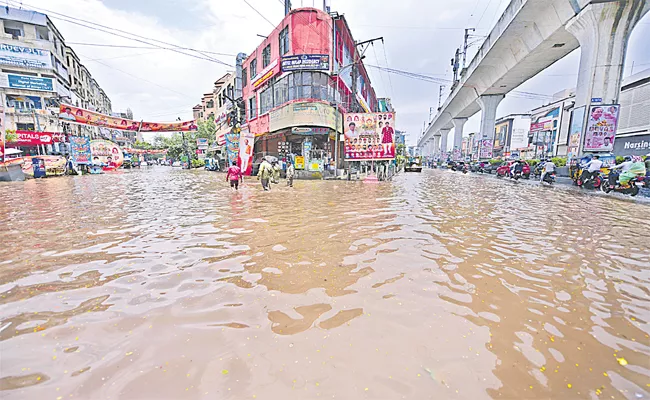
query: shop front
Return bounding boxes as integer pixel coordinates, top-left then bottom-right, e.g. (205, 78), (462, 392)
(613, 133), (650, 157)
(6, 130), (68, 156)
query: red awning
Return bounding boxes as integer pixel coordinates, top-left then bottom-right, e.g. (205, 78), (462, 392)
(9, 131), (66, 146)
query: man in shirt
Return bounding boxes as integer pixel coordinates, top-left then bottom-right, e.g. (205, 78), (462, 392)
(608, 156), (633, 187)
(540, 159), (555, 183)
(582, 155), (603, 182)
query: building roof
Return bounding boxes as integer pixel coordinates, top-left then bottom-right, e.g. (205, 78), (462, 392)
(622, 68), (650, 90)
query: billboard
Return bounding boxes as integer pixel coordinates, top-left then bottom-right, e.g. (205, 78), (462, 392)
(269, 102), (337, 132)
(70, 136), (92, 165)
(613, 134), (650, 157)
(0, 73), (54, 91)
(0, 105), (4, 163)
(225, 130), (240, 168)
(9, 131), (65, 146)
(584, 104), (619, 152)
(343, 112), (396, 161)
(479, 140), (493, 159)
(281, 54), (330, 72)
(59, 104), (197, 132)
(567, 106), (586, 159)
(0, 44), (52, 69)
(6, 94), (42, 110)
(90, 140), (124, 168)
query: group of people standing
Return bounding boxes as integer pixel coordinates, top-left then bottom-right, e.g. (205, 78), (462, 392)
(225, 156), (295, 191)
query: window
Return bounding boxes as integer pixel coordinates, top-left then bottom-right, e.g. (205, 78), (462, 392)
(17, 123), (35, 131)
(4, 27), (22, 38)
(227, 84), (233, 98)
(262, 45), (271, 68)
(242, 68), (248, 87)
(206, 100), (214, 109)
(250, 59), (257, 80)
(279, 26), (289, 55)
(260, 86), (273, 115)
(35, 26), (49, 40)
(248, 97), (257, 120)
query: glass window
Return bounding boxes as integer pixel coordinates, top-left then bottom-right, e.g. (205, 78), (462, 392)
(248, 97), (257, 120)
(279, 26), (289, 55)
(242, 68), (247, 87)
(262, 45), (271, 68)
(250, 59), (257, 80)
(260, 86), (273, 115)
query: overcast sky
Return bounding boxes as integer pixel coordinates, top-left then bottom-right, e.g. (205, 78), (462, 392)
(25, 0), (650, 144)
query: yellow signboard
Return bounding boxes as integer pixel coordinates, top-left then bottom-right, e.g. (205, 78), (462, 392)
(269, 102), (339, 132)
(295, 156), (305, 170)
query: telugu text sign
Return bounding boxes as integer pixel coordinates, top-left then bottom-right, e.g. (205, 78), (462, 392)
(584, 104), (619, 152)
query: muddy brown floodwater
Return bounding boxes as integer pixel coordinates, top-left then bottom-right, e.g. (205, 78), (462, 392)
(0, 167), (649, 399)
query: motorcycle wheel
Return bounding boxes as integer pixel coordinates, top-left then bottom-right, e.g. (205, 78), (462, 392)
(630, 186), (639, 197)
(593, 176), (602, 189)
(576, 178), (583, 187)
(601, 183), (611, 194)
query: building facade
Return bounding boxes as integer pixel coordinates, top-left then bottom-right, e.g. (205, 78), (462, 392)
(239, 7), (379, 172)
(615, 69), (650, 157)
(492, 114), (531, 158)
(0, 6), (114, 155)
(193, 72), (236, 147)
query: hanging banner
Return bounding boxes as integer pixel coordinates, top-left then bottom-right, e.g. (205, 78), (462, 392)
(225, 129), (240, 168)
(238, 126), (254, 176)
(70, 136), (92, 165)
(0, 105), (5, 163)
(567, 106), (586, 159)
(583, 104), (619, 152)
(59, 104), (197, 132)
(90, 139), (124, 168)
(343, 112), (396, 161)
(479, 140), (493, 159)
(0, 44), (52, 69)
(9, 131), (65, 146)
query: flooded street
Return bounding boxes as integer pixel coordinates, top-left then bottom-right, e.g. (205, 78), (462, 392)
(1, 167), (649, 399)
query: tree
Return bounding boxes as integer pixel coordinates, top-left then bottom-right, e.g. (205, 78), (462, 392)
(133, 140), (152, 150)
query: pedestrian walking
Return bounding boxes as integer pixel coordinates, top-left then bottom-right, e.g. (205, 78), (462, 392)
(271, 161), (281, 184)
(257, 157), (273, 191)
(286, 161), (295, 187)
(226, 161), (243, 190)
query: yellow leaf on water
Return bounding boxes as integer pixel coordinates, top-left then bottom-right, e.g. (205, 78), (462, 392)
(567, 384), (572, 389)
(222, 369), (229, 375)
(125, 352), (133, 356)
(616, 357), (628, 366)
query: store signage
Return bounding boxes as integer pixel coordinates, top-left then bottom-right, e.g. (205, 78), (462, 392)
(291, 127), (329, 135)
(0, 73), (54, 91)
(281, 54), (330, 72)
(294, 155), (305, 170)
(196, 138), (209, 149)
(613, 134), (650, 156)
(530, 122), (545, 132)
(0, 44), (52, 69)
(591, 98), (603, 103)
(269, 102), (337, 132)
(70, 136), (92, 165)
(252, 59), (278, 90)
(10, 131), (65, 146)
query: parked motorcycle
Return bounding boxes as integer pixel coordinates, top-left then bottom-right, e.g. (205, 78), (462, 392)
(601, 175), (645, 197)
(541, 171), (556, 185)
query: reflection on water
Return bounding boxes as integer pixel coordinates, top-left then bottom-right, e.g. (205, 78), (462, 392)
(0, 167), (648, 399)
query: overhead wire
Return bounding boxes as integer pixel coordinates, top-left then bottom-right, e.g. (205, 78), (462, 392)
(241, 0), (276, 28)
(381, 41), (394, 99)
(65, 42), (237, 57)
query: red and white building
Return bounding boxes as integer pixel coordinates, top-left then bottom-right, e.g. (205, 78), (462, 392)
(240, 7), (379, 171)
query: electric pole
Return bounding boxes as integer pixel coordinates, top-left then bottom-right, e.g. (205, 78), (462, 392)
(462, 28), (475, 70)
(451, 48), (460, 83)
(437, 85), (445, 111)
(352, 37), (383, 112)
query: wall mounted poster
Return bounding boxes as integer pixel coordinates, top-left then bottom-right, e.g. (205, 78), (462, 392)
(343, 112), (396, 161)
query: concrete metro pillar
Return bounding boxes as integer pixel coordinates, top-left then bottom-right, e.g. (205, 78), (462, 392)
(566, 0), (648, 156)
(452, 118), (467, 161)
(439, 128), (451, 161)
(476, 94), (504, 159)
(433, 135), (441, 160)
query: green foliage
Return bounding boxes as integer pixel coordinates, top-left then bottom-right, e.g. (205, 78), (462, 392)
(191, 159), (205, 168)
(488, 159), (502, 165)
(396, 143), (406, 156)
(197, 118), (216, 141)
(133, 140), (152, 150)
(5, 130), (18, 143)
(615, 156), (624, 165)
(528, 159), (540, 167)
(551, 157), (567, 167)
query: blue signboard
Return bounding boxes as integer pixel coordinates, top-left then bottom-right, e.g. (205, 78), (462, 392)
(281, 54), (329, 72)
(7, 74), (53, 91)
(591, 98), (603, 103)
(70, 136), (92, 165)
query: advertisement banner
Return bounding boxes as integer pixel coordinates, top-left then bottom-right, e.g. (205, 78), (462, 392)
(225, 129), (240, 168)
(479, 140), (493, 159)
(0, 73), (54, 91)
(238, 127), (254, 176)
(59, 104), (197, 132)
(584, 104), (619, 152)
(9, 131), (65, 146)
(70, 136), (92, 165)
(343, 112), (396, 161)
(281, 54), (330, 72)
(294, 155), (305, 170)
(196, 138), (209, 149)
(0, 44), (52, 69)
(269, 102), (338, 132)
(6, 94), (42, 110)
(613, 134), (650, 157)
(90, 139), (124, 168)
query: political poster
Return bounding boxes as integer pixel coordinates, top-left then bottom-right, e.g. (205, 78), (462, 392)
(90, 139), (124, 168)
(343, 112), (396, 161)
(238, 126), (254, 176)
(479, 140), (493, 159)
(70, 136), (92, 165)
(0, 105), (5, 163)
(59, 104), (197, 132)
(225, 130), (240, 168)
(583, 105), (619, 152)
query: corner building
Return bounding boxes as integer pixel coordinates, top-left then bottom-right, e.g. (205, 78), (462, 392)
(241, 7), (378, 172)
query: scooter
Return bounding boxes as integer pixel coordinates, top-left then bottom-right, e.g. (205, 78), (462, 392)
(541, 171), (556, 185)
(601, 175), (645, 197)
(576, 170), (602, 190)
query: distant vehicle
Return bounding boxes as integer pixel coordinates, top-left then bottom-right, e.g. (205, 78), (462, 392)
(405, 157), (422, 172)
(172, 161), (181, 167)
(496, 161), (531, 179)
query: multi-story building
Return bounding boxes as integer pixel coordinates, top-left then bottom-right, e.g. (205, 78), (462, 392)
(0, 6), (113, 154)
(193, 72), (235, 146)
(492, 114), (532, 158)
(240, 6), (379, 171)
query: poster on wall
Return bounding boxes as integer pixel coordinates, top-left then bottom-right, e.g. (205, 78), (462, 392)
(583, 104), (619, 152)
(59, 104), (197, 132)
(238, 127), (254, 176)
(0, 44), (53, 69)
(479, 140), (493, 159)
(225, 130), (240, 168)
(6, 94), (42, 109)
(70, 136), (92, 165)
(90, 139), (124, 168)
(343, 112), (396, 161)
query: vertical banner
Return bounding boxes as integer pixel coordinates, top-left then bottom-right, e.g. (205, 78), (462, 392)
(70, 136), (92, 165)
(225, 129), (240, 168)
(238, 126), (254, 176)
(567, 106), (586, 160)
(584, 104), (619, 152)
(479, 139), (493, 159)
(343, 112), (396, 160)
(0, 105), (5, 163)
